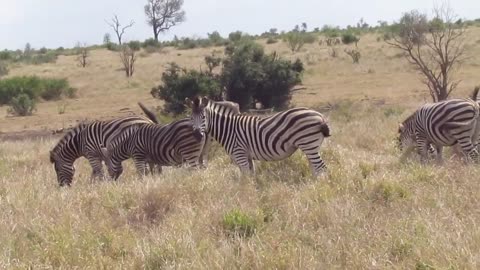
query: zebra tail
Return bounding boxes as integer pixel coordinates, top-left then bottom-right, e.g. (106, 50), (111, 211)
(320, 122), (331, 137)
(138, 102), (159, 124)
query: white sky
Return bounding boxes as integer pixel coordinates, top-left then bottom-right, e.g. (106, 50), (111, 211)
(0, 0), (478, 50)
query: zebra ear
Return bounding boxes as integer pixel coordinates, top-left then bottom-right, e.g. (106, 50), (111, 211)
(201, 96), (209, 107)
(398, 123), (405, 132)
(184, 98), (193, 108)
(49, 151), (55, 163)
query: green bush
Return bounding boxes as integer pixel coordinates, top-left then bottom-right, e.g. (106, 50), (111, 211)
(342, 32), (360, 45)
(0, 50), (13, 61)
(7, 94), (36, 116)
(0, 62), (8, 77)
(222, 40), (304, 110)
(127, 41), (142, 51)
(222, 209), (257, 237)
(152, 40), (303, 113)
(106, 43), (118, 51)
(142, 38), (161, 48)
(266, 37), (278, 44)
(0, 76), (75, 105)
(40, 78), (74, 100)
(151, 63), (222, 114)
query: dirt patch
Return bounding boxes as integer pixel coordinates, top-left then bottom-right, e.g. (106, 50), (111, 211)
(0, 129), (60, 142)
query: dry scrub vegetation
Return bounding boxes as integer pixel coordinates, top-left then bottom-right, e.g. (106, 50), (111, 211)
(1, 26), (480, 268)
(1, 102), (479, 269)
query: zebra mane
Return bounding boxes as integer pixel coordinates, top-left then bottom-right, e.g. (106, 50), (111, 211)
(50, 122), (88, 161)
(208, 100), (241, 115)
(399, 112), (417, 133)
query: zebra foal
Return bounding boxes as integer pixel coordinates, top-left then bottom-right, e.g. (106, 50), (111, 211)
(185, 97), (331, 176)
(397, 91), (480, 163)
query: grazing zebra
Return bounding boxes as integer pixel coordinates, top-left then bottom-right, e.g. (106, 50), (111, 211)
(397, 91), (480, 163)
(185, 97), (331, 175)
(49, 104), (158, 186)
(100, 118), (206, 178)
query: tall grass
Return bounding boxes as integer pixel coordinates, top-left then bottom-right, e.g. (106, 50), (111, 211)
(0, 102), (479, 269)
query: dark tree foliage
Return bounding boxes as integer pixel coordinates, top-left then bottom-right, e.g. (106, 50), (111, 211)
(151, 63), (222, 114)
(222, 40), (303, 110)
(151, 41), (304, 114)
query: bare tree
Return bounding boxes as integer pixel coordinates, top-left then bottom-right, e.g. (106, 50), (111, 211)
(75, 42), (89, 68)
(119, 45), (137, 77)
(106, 15), (134, 45)
(144, 0), (186, 41)
(386, 5), (465, 102)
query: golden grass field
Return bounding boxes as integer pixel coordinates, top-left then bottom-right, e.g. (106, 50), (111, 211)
(0, 27), (480, 269)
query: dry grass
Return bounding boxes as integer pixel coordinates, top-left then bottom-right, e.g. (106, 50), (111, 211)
(0, 27), (480, 269)
(1, 102), (479, 269)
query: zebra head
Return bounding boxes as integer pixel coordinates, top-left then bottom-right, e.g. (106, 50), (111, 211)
(49, 150), (75, 187)
(185, 96), (209, 141)
(397, 122), (416, 152)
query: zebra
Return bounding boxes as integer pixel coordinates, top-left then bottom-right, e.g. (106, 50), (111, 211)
(199, 100), (240, 166)
(185, 97), (331, 176)
(49, 104), (158, 186)
(397, 90), (480, 163)
(100, 118), (206, 178)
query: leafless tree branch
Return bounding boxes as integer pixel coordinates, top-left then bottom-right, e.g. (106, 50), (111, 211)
(106, 14), (134, 45)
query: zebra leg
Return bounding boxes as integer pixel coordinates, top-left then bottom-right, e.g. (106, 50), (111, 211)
(133, 156), (148, 177)
(297, 144), (327, 176)
(434, 145), (443, 165)
(453, 135), (479, 162)
(198, 135), (212, 168)
(231, 150), (254, 174)
(415, 133), (429, 164)
(87, 156), (105, 181)
(108, 160), (123, 180)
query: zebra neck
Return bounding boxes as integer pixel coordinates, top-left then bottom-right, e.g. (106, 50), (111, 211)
(208, 110), (237, 147)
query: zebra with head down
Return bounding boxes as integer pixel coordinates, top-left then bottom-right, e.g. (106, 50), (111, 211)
(397, 88), (480, 163)
(49, 104), (158, 186)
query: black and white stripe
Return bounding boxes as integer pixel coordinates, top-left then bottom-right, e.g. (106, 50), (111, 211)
(101, 118), (206, 178)
(49, 115), (156, 186)
(186, 97), (331, 175)
(398, 94), (480, 163)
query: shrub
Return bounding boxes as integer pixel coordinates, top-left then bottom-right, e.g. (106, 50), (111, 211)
(222, 209), (257, 237)
(0, 50), (12, 61)
(222, 40), (304, 110)
(30, 53), (57, 65)
(8, 94), (36, 116)
(342, 32), (360, 46)
(207, 31), (227, 46)
(127, 41), (142, 51)
(228, 31), (243, 43)
(266, 37), (278, 44)
(151, 63), (222, 114)
(106, 43), (118, 51)
(345, 49), (361, 63)
(40, 78), (71, 101)
(0, 62), (8, 77)
(0, 76), (74, 105)
(142, 38), (161, 48)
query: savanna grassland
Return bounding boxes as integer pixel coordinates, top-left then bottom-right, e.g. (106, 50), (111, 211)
(0, 26), (480, 269)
